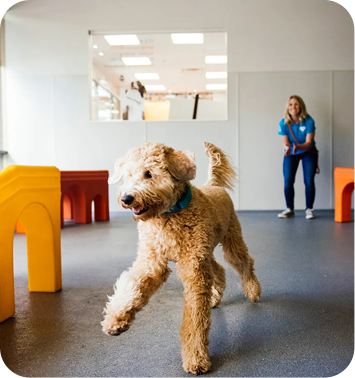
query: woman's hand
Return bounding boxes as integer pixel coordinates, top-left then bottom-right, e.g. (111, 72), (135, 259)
(293, 144), (299, 154)
(282, 136), (292, 156)
(285, 145), (291, 156)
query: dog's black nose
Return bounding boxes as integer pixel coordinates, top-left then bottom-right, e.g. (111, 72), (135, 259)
(121, 194), (134, 205)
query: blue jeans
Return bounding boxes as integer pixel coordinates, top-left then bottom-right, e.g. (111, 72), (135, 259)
(283, 151), (318, 210)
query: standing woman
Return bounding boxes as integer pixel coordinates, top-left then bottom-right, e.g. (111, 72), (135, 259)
(278, 95), (319, 219)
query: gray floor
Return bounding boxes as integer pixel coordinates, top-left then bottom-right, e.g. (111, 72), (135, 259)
(0, 211), (353, 377)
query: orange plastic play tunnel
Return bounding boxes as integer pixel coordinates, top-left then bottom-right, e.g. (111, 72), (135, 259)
(0, 165), (62, 323)
(334, 167), (354, 223)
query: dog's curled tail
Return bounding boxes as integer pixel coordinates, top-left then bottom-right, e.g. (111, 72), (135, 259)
(204, 142), (237, 190)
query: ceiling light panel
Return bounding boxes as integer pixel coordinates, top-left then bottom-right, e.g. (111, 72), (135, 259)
(145, 85), (166, 91)
(122, 57), (152, 66)
(205, 56), (228, 64)
(104, 35), (140, 45)
(134, 73), (160, 80)
(171, 33), (204, 44)
(205, 72), (227, 79)
(206, 84), (227, 90)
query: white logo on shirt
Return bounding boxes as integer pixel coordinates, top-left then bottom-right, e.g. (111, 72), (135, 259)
(300, 126), (306, 132)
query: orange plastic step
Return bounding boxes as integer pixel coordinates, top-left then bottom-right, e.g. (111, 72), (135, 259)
(334, 167), (354, 223)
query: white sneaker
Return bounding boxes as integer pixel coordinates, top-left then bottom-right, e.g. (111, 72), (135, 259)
(305, 208), (315, 219)
(278, 208), (295, 218)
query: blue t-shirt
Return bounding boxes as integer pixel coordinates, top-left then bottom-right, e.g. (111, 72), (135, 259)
(278, 115), (316, 155)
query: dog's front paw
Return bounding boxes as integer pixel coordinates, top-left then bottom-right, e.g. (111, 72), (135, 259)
(183, 358), (211, 375)
(101, 312), (132, 336)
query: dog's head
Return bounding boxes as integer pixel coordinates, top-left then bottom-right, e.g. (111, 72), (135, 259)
(109, 142), (196, 221)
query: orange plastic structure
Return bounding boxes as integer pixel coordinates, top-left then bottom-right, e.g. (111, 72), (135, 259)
(0, 165), (62, 323)
(61, 170), (110, 227)
(334, 167), (354, 223)
(16, 219), (26, 233)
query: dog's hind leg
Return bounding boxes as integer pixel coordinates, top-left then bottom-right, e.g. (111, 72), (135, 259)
(222, 213), (261, 302)
(101, 248), (171, 336)
(210, 258), (226, 308)
(177, 254), (213, 375)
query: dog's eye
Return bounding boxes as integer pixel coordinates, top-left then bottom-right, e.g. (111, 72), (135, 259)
(144, 171), (152, 179)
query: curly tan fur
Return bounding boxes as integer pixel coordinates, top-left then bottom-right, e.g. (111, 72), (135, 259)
(204, 142), (237, 190)
(102, 142), (261, 375)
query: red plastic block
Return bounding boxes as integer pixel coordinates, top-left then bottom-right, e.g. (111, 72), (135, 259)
(60, 171), (110, 227)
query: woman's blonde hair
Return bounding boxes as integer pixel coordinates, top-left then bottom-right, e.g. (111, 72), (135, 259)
(284, 95), (309, 125)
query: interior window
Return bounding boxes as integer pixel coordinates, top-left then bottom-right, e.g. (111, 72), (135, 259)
(90, 31), (227, 121)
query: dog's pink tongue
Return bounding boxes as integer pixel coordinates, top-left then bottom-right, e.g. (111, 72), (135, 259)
(133, 206), (141, 213)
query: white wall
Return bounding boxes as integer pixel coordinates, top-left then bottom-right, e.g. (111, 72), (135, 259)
(1, 0), (354, 211)
(333, 71), (354, 169)
(238, 71), (333, 209)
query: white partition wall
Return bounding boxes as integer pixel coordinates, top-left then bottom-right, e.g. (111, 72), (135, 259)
(1, 0), (354, 211)
(6, 74), (56, 165)
(332, 70), (354, 208)
(333, 71), (354, 170)
(238, 71), (333, 210)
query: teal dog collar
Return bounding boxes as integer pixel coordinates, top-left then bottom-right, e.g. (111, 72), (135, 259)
(163, 184), (192, 215)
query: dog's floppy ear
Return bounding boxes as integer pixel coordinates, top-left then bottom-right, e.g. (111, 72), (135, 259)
(167, 149), (196, 181)
(108, 157), (125, 185)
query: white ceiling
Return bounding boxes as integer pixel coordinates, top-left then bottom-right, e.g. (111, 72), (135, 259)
(91, 32), (227, 93)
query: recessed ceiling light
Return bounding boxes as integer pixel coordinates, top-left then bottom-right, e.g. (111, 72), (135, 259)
(171, 33), (204, 44)
(134, 73), (160, 80)
(205, 56), (228, 64)
(99, 52), (104, 56)
(193, 89), (197, 92)
(206, 84), (227, 90)
(122, 57), (152, 66)
(145, 85), (166, 91)
(93, 44), (98, 49)
(104, 35), (140, 46)
(205, 71), (227, 79)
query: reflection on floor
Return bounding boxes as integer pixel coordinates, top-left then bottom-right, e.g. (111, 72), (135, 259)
(1, 211), (353, 377)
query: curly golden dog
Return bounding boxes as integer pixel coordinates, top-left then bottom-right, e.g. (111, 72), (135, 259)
(101, 142), (261, 375)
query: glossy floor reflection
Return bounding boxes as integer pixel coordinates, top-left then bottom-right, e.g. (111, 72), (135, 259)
(1, 211), (353, 377)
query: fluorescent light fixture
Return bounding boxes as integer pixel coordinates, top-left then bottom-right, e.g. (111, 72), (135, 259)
(99, 52), (104, 56)
(134, 73), (160, 80)
(205, 71), (227, 79)
(93, 44), (98, 49)
(205, 55), (228, 64)
(104, 34), (140, 45)
(145, 85), (166, 91)
(122, 57), (152, 66)
(206, 84), (227, 90)
(171, 33), (204, 44)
